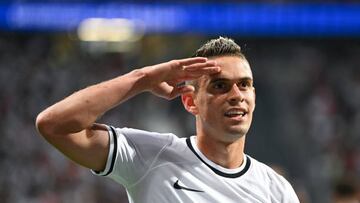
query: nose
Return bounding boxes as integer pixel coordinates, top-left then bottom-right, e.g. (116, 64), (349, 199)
(228, 84), (244, 104)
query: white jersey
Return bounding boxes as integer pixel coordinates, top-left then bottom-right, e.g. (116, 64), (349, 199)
(92, 126), (299, 203)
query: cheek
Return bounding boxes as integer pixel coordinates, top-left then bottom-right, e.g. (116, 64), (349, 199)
(198, 96), (220, 118)
(247, 92), (256, 110)
(194, 94), (209, 115)
(205, 96), (224, 111)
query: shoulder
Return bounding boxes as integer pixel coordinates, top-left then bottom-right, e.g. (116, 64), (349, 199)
(114, 127), (178, 146)
(248, 156), (287, 182)
(247, 156), (299, 202)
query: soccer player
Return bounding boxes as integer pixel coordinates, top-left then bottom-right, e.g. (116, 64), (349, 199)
(36, 37), (300, 202)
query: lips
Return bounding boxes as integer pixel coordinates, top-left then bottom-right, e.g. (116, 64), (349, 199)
(224, 108), (248, 118)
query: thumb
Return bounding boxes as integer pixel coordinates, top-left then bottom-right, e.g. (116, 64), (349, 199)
(178, 85), (195, 94)
(169, 85), (195, 99)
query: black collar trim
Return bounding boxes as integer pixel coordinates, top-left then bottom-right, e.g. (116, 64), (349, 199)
(186, 137), (250, 178)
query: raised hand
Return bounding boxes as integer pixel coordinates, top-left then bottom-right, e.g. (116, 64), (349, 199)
(143, 57), (221, 100)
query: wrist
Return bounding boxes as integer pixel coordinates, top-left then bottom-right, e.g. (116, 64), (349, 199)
(137, 66), (160, 91)
(127, 67), (153, 92)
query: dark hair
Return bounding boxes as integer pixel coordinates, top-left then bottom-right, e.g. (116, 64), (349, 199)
(188, 37), (247, 91)
(193, 37), (245, 59)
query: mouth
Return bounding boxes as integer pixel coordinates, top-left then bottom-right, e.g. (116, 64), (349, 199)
(224, 109), (248, 118)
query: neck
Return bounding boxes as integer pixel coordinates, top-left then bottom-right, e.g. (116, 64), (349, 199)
(196, 132), (246, 169)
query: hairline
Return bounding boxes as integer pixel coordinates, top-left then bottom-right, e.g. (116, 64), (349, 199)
(188, 55), (250, 93)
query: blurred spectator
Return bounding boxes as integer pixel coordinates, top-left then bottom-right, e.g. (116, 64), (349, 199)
(332, 177), (360, 203)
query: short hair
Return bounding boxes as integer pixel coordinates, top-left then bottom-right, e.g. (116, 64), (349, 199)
(193, 36), (245, 59)
(188, 37), (247, 92)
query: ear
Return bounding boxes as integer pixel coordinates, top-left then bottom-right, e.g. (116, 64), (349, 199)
(181, 92), (199, 115)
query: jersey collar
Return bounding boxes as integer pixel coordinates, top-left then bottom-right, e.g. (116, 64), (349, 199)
(186, 136), (251, 178)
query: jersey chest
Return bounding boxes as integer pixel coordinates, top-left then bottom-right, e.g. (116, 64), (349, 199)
(128, 161), (271, 203)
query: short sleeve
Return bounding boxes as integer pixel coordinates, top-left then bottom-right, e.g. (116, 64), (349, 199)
(91, 126), (175, 188)
(91, 125), (117, 176)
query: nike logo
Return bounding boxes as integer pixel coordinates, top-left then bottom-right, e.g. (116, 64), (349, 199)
(173, 180), (204, 193)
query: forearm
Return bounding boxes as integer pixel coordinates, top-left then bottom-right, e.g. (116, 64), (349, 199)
(36, 57), (219, 136)
(36, 68), (148, 135)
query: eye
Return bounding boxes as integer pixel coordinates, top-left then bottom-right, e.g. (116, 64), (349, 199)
(213, 81), (227, 89)
(210, 81), (231, 93)
(238, 80), (252, 89)
(212, 81), (229, 90)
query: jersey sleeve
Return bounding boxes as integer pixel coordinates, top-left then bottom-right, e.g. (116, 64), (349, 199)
(91, 125), (175, 188)
(91, 125), (117, 177)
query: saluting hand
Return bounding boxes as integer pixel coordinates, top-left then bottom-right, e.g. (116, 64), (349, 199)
(142, 57), (220, 100)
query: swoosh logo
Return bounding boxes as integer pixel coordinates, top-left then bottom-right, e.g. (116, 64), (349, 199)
(173, 180), (204, 193)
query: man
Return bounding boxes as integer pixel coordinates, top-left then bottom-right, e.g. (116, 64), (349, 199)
(36, 37), (299, 202)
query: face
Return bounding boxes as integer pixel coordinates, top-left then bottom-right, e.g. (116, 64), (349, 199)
(187, 56), (256, 143)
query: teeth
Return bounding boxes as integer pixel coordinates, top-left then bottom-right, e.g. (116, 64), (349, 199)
(225, 111), (245, 116)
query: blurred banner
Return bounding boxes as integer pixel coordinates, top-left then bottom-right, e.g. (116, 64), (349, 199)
(0, 3), (360, 36)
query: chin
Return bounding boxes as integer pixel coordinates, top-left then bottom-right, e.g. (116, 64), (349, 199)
(229, 123), (249, 132)
(224, 127), (248, 140)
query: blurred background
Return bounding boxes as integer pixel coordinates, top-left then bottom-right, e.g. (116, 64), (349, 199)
(1, 1), (360, 203)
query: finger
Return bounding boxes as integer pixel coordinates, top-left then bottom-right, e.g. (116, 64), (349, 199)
(177, 57), (208, 66)
(152, 82), (173, 97)
(178, 85), (195, 94)
(172, 67), (220, 83)
(185, 66), (221, 76)
(169, 85), (195, 99)
(183, 60), (217, 71)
